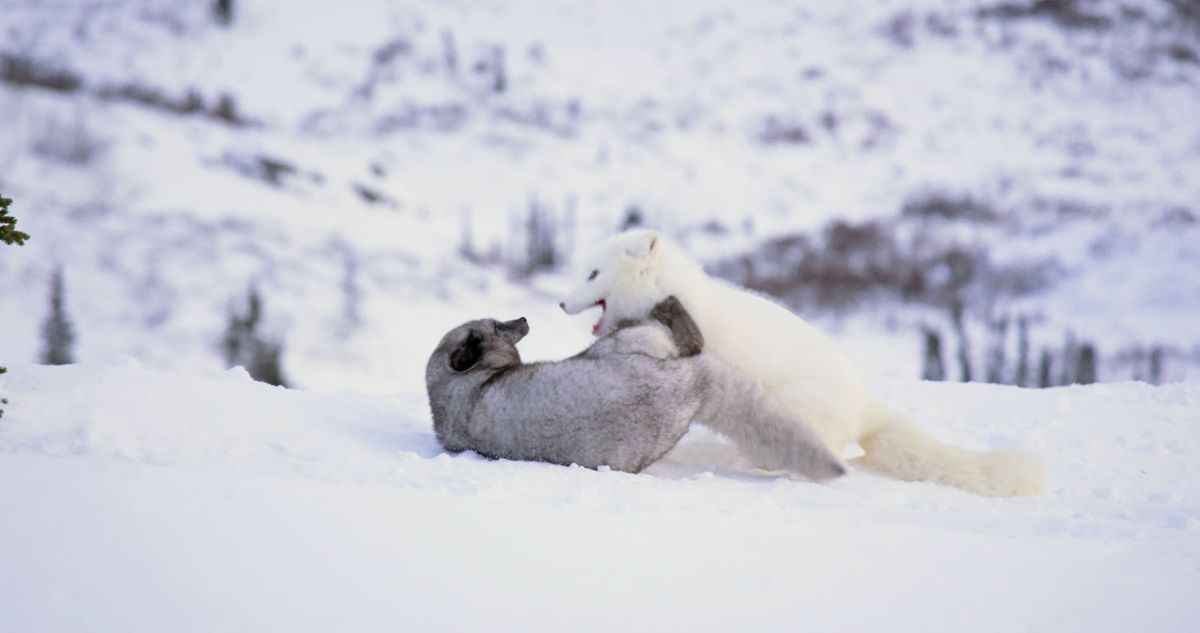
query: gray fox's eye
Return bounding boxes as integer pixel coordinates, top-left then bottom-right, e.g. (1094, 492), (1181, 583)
(587, 269), (599, 281)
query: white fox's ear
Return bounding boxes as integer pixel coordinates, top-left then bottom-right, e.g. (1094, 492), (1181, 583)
(623, 231), (659, 258)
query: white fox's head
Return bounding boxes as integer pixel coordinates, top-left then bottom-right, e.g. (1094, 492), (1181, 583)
(560, 229), (669, 336)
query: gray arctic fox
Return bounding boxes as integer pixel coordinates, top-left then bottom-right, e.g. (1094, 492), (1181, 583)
(425, 296), (846, 478)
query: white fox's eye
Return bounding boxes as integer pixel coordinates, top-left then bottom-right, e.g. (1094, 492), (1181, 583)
(587, 269), (599, 281)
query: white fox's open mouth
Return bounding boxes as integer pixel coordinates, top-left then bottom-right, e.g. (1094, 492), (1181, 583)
(592, 299), (606, 335)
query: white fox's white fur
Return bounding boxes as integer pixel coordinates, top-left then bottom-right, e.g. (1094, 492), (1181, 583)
(561, 229), (1046, 497)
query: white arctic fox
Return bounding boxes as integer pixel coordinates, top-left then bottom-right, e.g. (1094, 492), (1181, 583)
(560, 229), (1046, 496)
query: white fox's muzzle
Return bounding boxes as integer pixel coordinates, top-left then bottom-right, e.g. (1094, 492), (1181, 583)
(561, 263), (607, 314)
(561, 298), (607, 335)
(559, 295), (600, 315)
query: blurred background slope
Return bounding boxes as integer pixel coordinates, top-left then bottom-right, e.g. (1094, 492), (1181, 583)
(1, 0), (1197, 391)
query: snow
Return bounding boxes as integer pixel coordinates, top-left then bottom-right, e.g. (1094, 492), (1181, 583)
(2, 363), (1199, 631)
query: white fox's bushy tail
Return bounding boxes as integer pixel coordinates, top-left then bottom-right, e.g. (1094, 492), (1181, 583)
(855, 400), (1046, 497)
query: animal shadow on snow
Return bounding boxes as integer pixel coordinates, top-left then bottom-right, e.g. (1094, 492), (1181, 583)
(645, 427), (818, 482)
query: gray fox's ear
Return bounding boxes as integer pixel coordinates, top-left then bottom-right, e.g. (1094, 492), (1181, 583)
(623, 231), (659, 258)
(449, 332), (483, 372)
(497, 317), (529, 343)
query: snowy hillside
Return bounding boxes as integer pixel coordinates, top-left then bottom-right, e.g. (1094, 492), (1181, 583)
(2, 0), (1199, 388)
(1, 363), (1198, 631)
(3, 4), (1199, 626)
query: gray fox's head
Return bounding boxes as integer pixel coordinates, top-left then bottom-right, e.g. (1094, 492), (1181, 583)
(433, 317), (530, 374)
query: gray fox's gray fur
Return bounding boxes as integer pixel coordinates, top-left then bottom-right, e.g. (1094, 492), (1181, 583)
(425, 297), (846, 478)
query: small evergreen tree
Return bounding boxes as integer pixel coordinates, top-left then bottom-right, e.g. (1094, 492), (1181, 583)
(1, 195), (31, 246)
(333, 242), (362, 338)
(213, 0), (234, 27)
(950, 300), (972, 382)
(248, 337), (287, 387)
(1148, 346), (1164, 385)
(212, 93), (240, 124)
(984, 316), (1009, 385)
(491, 45), (507, 93)
(40, 267), (76, 365)
(920, 326), (945, 381)
(458, 208), (477, 261)
(510, 198), (560, 279)
(1014, 316), (1031, 387)
(220, 286), (288, 387)
(1037, 348), (1054, 388)
(1130, 346), (1146, 382)
(1059, 332), (1078, 386)
(524, 199), (557, 274)
(620, 205), (644, 231)
(1076, 343), (1097, 385)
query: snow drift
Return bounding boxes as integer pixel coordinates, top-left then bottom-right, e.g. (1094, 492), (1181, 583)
(1, 363), (1198, 632)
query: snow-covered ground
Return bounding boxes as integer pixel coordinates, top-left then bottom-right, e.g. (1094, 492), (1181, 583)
(1, 363), (1198, 631)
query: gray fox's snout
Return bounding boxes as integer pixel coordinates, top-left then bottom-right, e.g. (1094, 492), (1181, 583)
(497, 317), (529, 342)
